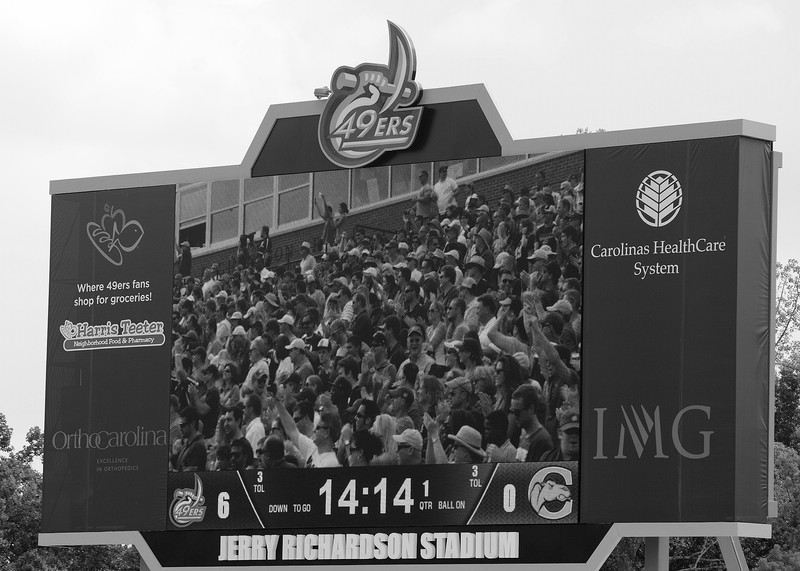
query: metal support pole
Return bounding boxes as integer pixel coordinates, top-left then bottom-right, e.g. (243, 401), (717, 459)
(644, 537), (669, 571)
(717, 536), (749, 571)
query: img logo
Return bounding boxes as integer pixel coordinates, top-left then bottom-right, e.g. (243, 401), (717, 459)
(527, 466), (573, 520)
(86, 204), (144, 266)
(169, 473), (207, 528)
(318, 21), (423, 169)
(635, 170), (683, 228)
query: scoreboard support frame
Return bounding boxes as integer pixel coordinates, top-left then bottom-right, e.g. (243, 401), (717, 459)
(40, 522), (770, 571)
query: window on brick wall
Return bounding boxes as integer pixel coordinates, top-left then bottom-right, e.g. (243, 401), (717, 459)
(352, 166), (389, 208)
(210, 180), (240, 244)
(243, 177), (274, 235)
(277, 173), (310, 226)
(435, 159), (477, 179)
(391, 162), (433, 197)
(178, 182), (208, 248)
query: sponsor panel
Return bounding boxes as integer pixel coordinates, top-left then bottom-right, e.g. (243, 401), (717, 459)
(43, 186), (174, 532)
(581, 138), (743, 522)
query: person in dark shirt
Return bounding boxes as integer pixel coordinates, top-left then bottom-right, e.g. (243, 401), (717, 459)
(510, 384), (552, 462)
(350, 292), (374, 346)
(540, 410), (580, 462)
(171, 407), (207, 472)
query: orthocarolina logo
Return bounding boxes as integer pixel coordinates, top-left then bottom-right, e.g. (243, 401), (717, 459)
(636, 170), (682, 227)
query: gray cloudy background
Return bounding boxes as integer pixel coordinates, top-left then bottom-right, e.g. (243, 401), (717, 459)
(1, 0), (797, 448)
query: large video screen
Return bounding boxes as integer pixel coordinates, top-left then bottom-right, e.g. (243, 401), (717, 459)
(165, 155), (584, 536)
(44, 134), (773, 566)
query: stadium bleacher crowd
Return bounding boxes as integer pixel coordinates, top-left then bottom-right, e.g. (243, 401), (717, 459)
(169, 166), (584, 471)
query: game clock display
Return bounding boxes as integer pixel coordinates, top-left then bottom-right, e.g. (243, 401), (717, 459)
(168, 462), (577, 531)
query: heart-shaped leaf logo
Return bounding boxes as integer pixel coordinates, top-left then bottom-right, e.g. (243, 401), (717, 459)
(86, 205), (144, 266)
(60, 320), (78, 339)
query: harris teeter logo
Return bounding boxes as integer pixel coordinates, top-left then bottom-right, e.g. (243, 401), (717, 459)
(635, 170), (683, 228)
(318, 21), (423, 169)
(59, 318), (165, 351)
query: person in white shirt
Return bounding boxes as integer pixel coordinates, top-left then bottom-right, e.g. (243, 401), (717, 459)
(434, 165), (459, 216)
(243, 394), (266, 453)
(299, 242), (317, 274)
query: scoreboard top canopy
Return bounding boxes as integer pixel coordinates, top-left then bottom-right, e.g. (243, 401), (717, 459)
(49, 81), (775, 195)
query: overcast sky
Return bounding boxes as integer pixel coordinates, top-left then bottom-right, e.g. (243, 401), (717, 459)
(1, 0), (797, 448)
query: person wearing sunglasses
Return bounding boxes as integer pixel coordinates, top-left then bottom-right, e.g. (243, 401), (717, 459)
(347, 429), (384, 467)
(510, 384), (551, 462)
(393, 428), (423, 466)
(306, 411), (342, 468)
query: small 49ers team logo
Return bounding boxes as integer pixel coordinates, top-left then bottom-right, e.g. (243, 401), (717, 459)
(169, 474), (207, 527)
(318, 21), (423, 169)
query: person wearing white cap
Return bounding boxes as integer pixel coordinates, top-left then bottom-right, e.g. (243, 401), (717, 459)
(243, 337), (271, 389)
(277, 313), (298, 347)
(286, 338), (314, 383)
(305, 273), (326, 310)
(393, 428), (423, 465)
(441, 248), (464, 288)
(299, 241), (316, 274)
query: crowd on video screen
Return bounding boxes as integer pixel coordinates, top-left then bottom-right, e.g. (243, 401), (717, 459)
(169, 164), (584, 472)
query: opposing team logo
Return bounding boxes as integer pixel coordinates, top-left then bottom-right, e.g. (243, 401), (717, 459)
(636, 170), (683, 227)
(169, 474), (207, 528)
(86, 204), (144, 266)
(528, 466), (573, 520)
(318, 21), (423, 169)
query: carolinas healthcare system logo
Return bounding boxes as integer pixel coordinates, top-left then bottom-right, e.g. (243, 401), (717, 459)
(86, 204), (144, 266)
(318, 21), (423, 169)
(528, 466), (573, 520)
(635, 170), (683, 228)
(169, 474), (207, 528)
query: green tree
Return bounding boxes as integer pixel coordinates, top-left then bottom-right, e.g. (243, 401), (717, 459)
(775, 367), (800, 450)
(753, 545), (800, 570)
(776, 259), (800, 372)
(0, 412), (139, 570)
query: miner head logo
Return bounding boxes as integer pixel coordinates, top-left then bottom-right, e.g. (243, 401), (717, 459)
(169, 474), (207, 528)
(636, 170), (683, 228)
(318, 21), (423, 169)
(528, 466), (573, 520)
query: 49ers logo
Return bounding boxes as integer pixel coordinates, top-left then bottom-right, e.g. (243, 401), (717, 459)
(169, 474), (207, 528)
(318, 21), (423, 169)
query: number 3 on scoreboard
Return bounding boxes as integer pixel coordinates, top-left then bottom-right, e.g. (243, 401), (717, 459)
(218, 492), (230, 519)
